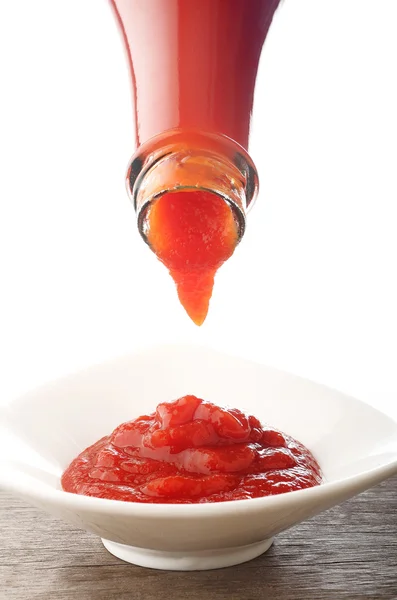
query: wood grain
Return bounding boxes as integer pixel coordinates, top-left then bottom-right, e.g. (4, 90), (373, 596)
(1, 478), (396, 600)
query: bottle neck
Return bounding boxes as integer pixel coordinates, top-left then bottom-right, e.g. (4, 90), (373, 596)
(127, 130), (259, 244)
(110, 0), (281, 149)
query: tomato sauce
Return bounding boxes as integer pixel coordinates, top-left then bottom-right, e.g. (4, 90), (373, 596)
(62, 395), (322, 504)
(147, 191), (238, 325)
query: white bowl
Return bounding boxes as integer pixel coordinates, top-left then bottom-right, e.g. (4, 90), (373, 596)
(1, 344), (397, 571)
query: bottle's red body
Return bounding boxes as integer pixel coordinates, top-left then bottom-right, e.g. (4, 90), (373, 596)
(111, 0), (280, 149)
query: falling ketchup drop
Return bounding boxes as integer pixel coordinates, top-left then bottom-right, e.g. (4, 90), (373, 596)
(146, 190), (239, 325)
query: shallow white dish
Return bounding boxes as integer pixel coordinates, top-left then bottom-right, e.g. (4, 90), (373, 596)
(1, 344), (397, 571)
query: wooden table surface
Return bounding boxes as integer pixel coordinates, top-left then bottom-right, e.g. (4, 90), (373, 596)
(1, 478), (396, 600)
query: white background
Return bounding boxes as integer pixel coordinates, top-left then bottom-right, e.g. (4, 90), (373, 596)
(0, 0), (396, 419)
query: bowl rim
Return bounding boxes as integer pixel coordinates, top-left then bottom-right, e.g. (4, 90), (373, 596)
(3, 341), (397, 416)
(2, 458), (397, 517)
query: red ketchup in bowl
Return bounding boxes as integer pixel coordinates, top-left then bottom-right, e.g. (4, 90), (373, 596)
(62, 395), (322, 504)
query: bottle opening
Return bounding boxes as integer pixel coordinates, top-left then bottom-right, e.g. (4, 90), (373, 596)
(127, 130), (259, 325)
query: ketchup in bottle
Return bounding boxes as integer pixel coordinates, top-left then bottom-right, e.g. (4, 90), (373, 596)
(110, 0), (281, 324)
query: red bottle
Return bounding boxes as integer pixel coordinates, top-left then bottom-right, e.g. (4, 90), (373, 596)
(110, 0), (281, 324)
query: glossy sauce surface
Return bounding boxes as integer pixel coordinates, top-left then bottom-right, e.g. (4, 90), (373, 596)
(62, 395), (322, 504)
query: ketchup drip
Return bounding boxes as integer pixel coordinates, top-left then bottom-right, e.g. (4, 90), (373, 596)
(147, 191), (238, 325)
